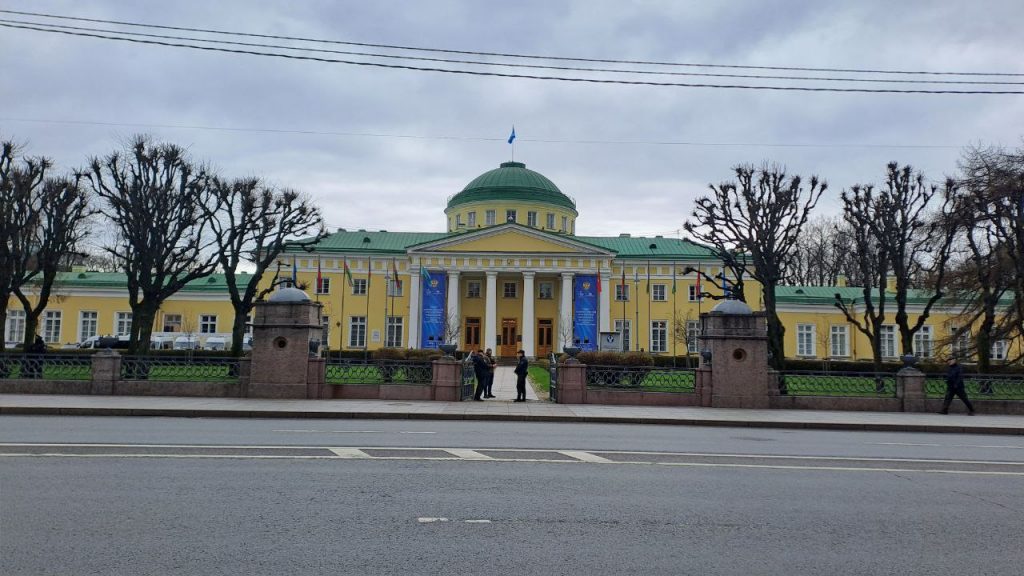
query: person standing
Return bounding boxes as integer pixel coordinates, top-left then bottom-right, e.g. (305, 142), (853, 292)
(514, 349), (529, 402)
(484, 348), (497, 398)
(940, 357), (975, 415)
(470, 350), (489, 401)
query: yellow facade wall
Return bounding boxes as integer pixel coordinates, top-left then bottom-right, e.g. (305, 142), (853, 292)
(444, 201), (577, 234)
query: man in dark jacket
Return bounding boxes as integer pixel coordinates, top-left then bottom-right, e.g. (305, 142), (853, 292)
(940, 357), (975, 415)
(470, 350), (489, 401)
(513, 349), (529, 402)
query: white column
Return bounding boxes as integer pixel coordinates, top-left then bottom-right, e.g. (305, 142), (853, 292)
(558, 272), (574, 349)
(521, 271), (535, 357)
(485, 271), (498, 352)
(599, 268), (611, 333)
(446, 270), (460, 344)
(407, 270), (420, 349)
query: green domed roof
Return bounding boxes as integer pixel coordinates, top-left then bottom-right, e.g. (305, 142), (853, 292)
(447, 161), (576, 212)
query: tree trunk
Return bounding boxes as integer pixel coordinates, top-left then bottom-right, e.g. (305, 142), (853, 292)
(21, 308), (39, 348)
(128, 303), (158, 356)
(976, 311), (995, 374)
(229, 301), (251, 357)
(762, 283), (785, 370)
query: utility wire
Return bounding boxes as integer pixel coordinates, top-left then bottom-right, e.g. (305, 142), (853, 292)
(2, 21), (1022, 95)
(2, 8), (1021, 78)
(0, 117), (968, 149)
(1, 17), (1021, 86)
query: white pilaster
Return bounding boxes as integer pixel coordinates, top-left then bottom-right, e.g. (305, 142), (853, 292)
(521, 271), (535, 357)
(485, 271), (498, 352)
(599, 268), (611, 333)
(407, 271), (420, 348)
(446, 270), (460, 344)
(558, 272), (574, 349)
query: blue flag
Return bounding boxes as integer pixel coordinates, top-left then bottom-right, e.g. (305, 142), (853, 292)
(291, 259), (298, 285)
(507, 126), (516, 144)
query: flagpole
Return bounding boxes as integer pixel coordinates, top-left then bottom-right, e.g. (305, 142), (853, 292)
(620, 264), (626, 351)
(340, 259), (346, 350)
(633, 270), (639, 352)
(364, 258), (371, 359)
(672, 265), (677, 365)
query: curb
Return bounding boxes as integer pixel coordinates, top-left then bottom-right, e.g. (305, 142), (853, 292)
(2, 405), (1022, 435)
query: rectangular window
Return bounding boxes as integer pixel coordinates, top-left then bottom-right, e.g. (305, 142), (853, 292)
(245, 313), (253, 335)
(467, 212), (476, 227)
(913, 326), (933, 359)
(79, 311), (98, 342)
(387, 278), (404, 297)
(349, 316), (367, 348)
(352, 278), (367, 295)
(538, 282), (553, 300)
(455, 213), (463, 227)
(505, 209), (517, 223)
(880, 325), (897, 358)
(546, 213), (555, 229)
(464, 318), (481, 349)
(316, 276), (331, 295)
(688, 285), (701, 302)
(650, 320), (667, 353)
(615, 284), (630, 302)
(163, 314), (182, 333)
(42, 310), (62, 344)
(5, 309), (26, 344)
(467, 281), (481, 298)
(992, 340), (1008, 361)
(830, 325), (849, 357)
(615, 319), (631, 352)
(385, 316), (404, 348)
(115, 312), (132, 337)
(503, 282), (517, 298)
(561, 216), (568, 231)
(527, 211), (537, 226)
(652, 284), (667, 301)
(200, 314), (218, 334)
(797, 324), (816, 357)
(686, 320), (700, 354)
(485, 210), (496, 226)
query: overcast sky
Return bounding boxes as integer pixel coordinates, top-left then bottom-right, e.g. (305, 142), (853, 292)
(2, 0), (1023, 239)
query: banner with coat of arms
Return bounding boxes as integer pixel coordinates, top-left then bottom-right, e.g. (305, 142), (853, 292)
(420, 271), (447, 348)
(573, 274), (598, 351)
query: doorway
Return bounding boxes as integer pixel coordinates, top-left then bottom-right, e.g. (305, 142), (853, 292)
(536, 318), (553, 358)
(464, 317), (480, 351)
(500, 318), (518, 357)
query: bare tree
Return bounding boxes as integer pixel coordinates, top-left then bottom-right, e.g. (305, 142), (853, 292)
(672, 312), (698, 366)
(205, 177), (325, 356)
(786, 216), (858, 286)
(685, 163), (826, 369)
(85, 136), (218, 355)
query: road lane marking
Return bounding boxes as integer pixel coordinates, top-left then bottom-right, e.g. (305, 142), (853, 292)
(329, 448), (369, 459)
(274, 429), (383, 434)
(869, 442), (1024, 450)
(417, 517), (449, 523)
(400, 431), (437, 434)
(444, 449), (493, 460)
(464, 519), (492, 523)
(560, 450), (614, 463)
(655, 461), (1024, 476)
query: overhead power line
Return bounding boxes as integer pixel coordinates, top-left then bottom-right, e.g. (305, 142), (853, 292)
(1, 17), (1021, 86)
(2, 8), (1022, 78)
(0, 117), (968, 149)
(2, 21), (1022, 95)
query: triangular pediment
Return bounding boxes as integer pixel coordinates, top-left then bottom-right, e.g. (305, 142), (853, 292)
(408, 223), (613, 255)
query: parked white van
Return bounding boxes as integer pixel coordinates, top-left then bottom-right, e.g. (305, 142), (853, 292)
(203, 336), (227, 351)
(172, 335), (200, 350)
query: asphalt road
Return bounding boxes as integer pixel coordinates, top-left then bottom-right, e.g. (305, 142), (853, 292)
(2, 416), (1023, 575)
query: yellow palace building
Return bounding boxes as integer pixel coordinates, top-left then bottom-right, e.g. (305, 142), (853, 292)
(5, 160), (1008, 362)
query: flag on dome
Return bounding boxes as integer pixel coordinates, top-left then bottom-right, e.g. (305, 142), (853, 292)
(507, 126), (516, 144)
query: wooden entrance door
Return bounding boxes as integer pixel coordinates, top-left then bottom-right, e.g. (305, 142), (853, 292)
(536, 319), (553, 358)
(500, 318), (518, 357)
(464, 318), (481, 351)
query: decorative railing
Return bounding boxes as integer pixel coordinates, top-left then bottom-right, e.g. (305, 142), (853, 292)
(925, 374), (1024, 401)
(585, 365), (696, 393)
(461, 361), (476, 400)
(120, 356), (240, 382)
(778, 371), (896, 397)
(325, 359), (432, 385)
(0, 354), (92, 381)
(548, 353), (559, 402)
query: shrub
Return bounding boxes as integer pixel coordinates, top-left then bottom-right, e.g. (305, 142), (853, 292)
(572, 351), (654, 366)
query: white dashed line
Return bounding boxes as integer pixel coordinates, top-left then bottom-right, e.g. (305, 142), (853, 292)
(444, 449), (494, 460)
(560, 450), (614, 464)
(870, 442), (1024, 450)
(464, 519), (492, 523)
(417, 517), (449, 523)
(400, 431), (437, 434)
(328, 448), (369, 459)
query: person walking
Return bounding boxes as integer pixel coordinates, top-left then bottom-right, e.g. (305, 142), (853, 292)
(940, 357), (975, 415)
(513, 349), (529, 402)
(470, 350), (489, 401)
(484, 348), (497, 398)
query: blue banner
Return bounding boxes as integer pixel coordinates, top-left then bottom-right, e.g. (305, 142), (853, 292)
(420, 271), (447, 349)
(573, 275), (598, 352)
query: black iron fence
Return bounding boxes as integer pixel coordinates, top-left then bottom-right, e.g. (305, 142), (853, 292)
(0, 354), (92, 381)
(325, 359), (432, 385)
(778, 371), (897, 397)
(548, 353), (558, 402)
(925, 374), (1024, 401)
(585, 365), (696, 393)
(461, 361), (477, 400)
(120, 356), (240, 382)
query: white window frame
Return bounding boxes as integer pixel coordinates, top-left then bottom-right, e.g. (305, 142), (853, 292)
(349, 316), (367, 348)
(387, 278), (404, 297)
(650, 320), (667, 353)
(315, 276), (331, 295)
(527, 211), (537, 226)
(546, 213), (555, 229)
(352, 278), (367, 295)
(385, 316), (404, 348)
(830, 325), (849, 358)
(561, 216), (568, 232)
(115, 312), (132, 337)
(614, 319), (631, 352)
(686, 320), (700, 354)
(455, 213), (463, 227)
(615, 284), (630, 302)
(688, 285), (701, 302)
(652, 284), (667, 302)
(880, 325), (897, 359)
(467, 211), (476, 227)
(991, 340), (1008, 361)
(505, 209), (517, 223)
(950, 326), (971, 358)
(913, 326), (933, 359)
(5, 309), (26, 344)
(78, 311), (98, 343)
(163, 313), (182, 333)
(796, 324), (816, 357)
(467, 281), (481, 298)
(485, 210), (496, 226)
(503, 282), (517, 299)
(538, 282), (553, 300)
(199, 314), (218, 334)
(42, 310), (62, 344)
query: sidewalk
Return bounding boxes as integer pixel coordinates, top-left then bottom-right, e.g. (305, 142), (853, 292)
(2, 393), (1023, 435)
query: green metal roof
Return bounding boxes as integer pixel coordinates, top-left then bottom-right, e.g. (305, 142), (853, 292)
(285, 230), (452, 254)
(42, 272), (255, 292)
(576, 235), (719, 259)
(446, 161), (577, 212)
(775, 285), (943, 306)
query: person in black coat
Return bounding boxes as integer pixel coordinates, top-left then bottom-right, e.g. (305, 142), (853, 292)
(513, 349), (529, 402)
(483, 348), (497, 398)
(940, 357), (975, 415)
(470, 350), (489, 401)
